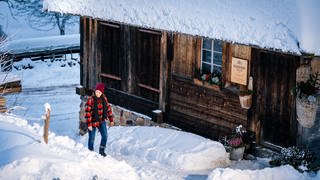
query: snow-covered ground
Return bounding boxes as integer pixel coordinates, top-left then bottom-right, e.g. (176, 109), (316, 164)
(0, 54), (319, 180)
(1, 1), (320, 179)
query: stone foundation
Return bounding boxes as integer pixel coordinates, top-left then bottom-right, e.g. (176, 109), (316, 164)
(111, 104), (153, 126)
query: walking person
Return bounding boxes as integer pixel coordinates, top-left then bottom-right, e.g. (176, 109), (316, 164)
(85, 82), (114, 156)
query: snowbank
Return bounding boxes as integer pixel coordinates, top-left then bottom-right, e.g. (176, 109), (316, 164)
(108, 126), (229, 171)
(0, 34), (79, 54)
(208, 165), (319, 180)
(0, 114), (138, 180)
(43, 0), (320, 55)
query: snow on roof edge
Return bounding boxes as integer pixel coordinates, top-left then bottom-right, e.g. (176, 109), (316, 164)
(43, 0), (320, 56)
(46, 10), (302, 57)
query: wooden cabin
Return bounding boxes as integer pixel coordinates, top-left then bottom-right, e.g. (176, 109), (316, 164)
(77, 17), (313, 150)
(44, 0), (320, 153)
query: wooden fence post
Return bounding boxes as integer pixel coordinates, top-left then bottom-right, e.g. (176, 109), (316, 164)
(43, 103), (51, 144)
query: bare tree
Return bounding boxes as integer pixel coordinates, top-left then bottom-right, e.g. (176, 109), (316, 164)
(0, 30), (12, 72)
(0, 25), (6, 40)
(2, 0), (78, 35)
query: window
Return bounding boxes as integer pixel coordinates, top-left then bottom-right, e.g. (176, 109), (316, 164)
(201, 38), (222, 74)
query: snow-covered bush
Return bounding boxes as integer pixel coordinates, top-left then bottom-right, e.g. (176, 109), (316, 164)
(269, 146), (318, 173)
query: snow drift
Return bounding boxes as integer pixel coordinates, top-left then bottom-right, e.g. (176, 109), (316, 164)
(108, 126), (229, 171)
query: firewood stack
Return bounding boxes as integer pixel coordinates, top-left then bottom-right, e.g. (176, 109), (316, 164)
(0, 96), (6, 113)
(0, 80), (22, 94)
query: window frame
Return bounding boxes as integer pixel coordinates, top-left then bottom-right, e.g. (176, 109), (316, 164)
(200, 38), (222, 74)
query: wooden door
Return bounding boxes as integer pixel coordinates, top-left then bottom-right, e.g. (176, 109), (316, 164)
(251, 49), (299, 147)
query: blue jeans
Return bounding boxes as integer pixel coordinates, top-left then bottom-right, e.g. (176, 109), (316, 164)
(88, 121), (108, 151)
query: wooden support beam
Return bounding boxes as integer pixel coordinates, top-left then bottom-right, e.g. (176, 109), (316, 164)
(100, 73), (122, 81)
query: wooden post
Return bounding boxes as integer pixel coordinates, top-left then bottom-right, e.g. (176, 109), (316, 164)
(43, 103), (51, 144)
(152, 110), (163, 124)
(120, 110), (125, 126)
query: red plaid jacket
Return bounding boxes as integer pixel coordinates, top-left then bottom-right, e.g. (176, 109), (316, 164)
(85, 95), (114, 128)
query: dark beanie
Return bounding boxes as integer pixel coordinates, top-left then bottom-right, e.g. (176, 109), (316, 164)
(95, 83), (105, 93)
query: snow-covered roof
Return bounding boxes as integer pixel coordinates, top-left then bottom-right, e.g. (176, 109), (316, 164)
(43, 0), (320, 56)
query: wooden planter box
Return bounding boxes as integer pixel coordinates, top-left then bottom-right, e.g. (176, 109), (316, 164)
(239, 94), (252, 109)
(193, 79), (220, 91)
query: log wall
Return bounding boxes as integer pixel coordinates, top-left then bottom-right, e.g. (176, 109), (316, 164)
(167, 34), (249, 139)
(167, 75), (248, 139)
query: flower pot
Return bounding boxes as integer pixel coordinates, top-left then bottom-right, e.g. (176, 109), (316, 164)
(296, 97), (317, 128)
(230, 146), (245, 161)
(239, 94), (252, 109)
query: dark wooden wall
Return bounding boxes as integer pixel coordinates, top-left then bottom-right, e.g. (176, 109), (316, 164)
(250, 48), (300, 147)
(80, 17), (168, 115)
(80, 17), (101, 89)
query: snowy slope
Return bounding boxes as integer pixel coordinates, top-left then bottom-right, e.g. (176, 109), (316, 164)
(43, 0), (320, 55)
(0, 114), (138, 180)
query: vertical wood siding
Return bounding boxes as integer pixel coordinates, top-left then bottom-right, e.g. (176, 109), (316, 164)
(225, 44), (251, 84)
(81, 18), (162, 114)
(172, 34), (200, 78)
(250, 49), (299, 147)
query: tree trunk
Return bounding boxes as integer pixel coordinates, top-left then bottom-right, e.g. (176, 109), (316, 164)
(60, 28), (65, 35)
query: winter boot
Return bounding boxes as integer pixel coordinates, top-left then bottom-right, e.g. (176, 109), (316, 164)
(99, 146), (106, 157)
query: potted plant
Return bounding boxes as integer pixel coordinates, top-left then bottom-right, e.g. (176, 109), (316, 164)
(228, 125), (246, 161)
(239, 90), (253, 109)
(193, 68), (222, 91)
(291, 73), (319, 128)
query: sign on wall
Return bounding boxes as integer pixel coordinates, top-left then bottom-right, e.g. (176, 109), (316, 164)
(231, 57), (248, 85)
